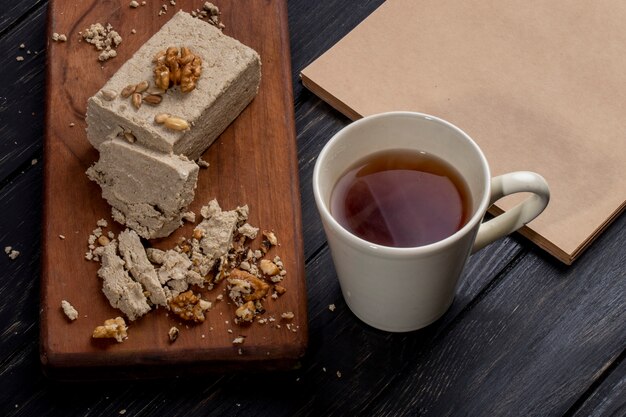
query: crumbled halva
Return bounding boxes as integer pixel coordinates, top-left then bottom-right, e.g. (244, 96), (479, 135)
(5, 246), (20, 260)
(200, 199), (222, 219)
(86, 11), (261, 160)
(86, 138), (199, 239)
(61, 300), (79, 321)
(95, 241), (151, 321)
(83, 198), (292, 336)
(194, 199), (241, 271)
(184, 199), (245, 278)
(238, 223), (259, 240)
(82, 23), (122, 62)
(154, 249), (205, 298)
(117, 229), (168, 307)
(168, 326), (179, 342)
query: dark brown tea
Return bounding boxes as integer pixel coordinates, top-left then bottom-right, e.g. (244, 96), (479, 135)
(330, 149), (472, 247)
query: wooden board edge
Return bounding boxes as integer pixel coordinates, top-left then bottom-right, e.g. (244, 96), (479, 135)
(277, 0), (309, 352)
(39, 0), (55, 375)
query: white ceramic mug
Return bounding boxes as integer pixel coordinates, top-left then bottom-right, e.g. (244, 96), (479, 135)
(312, 112), (550, 332)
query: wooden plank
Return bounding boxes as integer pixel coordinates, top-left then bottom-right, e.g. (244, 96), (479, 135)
(293, 114), (346, 259)
(0, 4), (46, 183)
(287, 0), (386, 79)
(40, 0), (306, 377)
(285, 241), (526, 415)
(146, 240), (524, 416)
(570, 353), (626, 417)
(0, 160), (44, 414)
(167, 243), (522, 415)
(288, 0), (387, 259)
(0, 161), (43, 369)
(0, 230), (525, 416)
(357, 212), (626, 416)
(0, 0), (45, 34)
(1, 0), (624, 415)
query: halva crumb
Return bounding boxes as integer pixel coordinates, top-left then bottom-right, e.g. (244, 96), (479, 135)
(281, 312), (294, 320)
(168, 326), (179, 342)
(82, 23), (122, 61)
(197, 157), (210, 168)
(61, 300), (79, 321)
(4, 246), (20, 260)
(51, 33), (68, 42)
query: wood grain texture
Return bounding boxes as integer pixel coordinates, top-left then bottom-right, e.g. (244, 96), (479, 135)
(288, 0), (387, 260)
(41, 0), (306, 376)
(271, 241), (527, 416)
(571, 354), (626, 417)
(0, 3), (47, 183)
(362, 212), (626, 417)
(0, 0), (46, 35)
(0, 0), (625, 415)
(0, 161), (43, 414)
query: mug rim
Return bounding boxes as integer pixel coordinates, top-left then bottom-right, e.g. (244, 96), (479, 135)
(312, 111), (492, 257)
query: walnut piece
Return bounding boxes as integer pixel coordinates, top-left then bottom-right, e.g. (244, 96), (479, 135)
(263, 230), (278, 246)
(235, 300), (256, 323)
(168, 290), (212, 323)
(259, 259), (280, 276)
(153, 46), (202, 93)
(82, 23), (122, 62)
(179, 47), (202, 92)
(92, 317), (128, 343)
(227, 268), (270, 305)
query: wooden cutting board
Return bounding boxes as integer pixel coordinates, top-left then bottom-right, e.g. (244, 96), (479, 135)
(41, 0), (307, 379)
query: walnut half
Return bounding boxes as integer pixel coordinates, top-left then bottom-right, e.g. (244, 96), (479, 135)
(153, 46), (202, 93)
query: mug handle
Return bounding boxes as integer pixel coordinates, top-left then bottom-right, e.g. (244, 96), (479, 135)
(472, 171), (550, 253)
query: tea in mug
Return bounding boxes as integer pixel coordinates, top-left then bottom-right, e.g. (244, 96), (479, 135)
(330, 149), (472, 247)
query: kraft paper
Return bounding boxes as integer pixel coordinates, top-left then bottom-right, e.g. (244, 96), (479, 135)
(301, 0), (626, 264)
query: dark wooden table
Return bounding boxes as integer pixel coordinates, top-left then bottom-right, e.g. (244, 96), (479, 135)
(1, 1), (624, 416)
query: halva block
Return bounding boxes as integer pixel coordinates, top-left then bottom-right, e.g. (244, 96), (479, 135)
(86, 138), (199, 239)
(86, 10), (262, 161)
